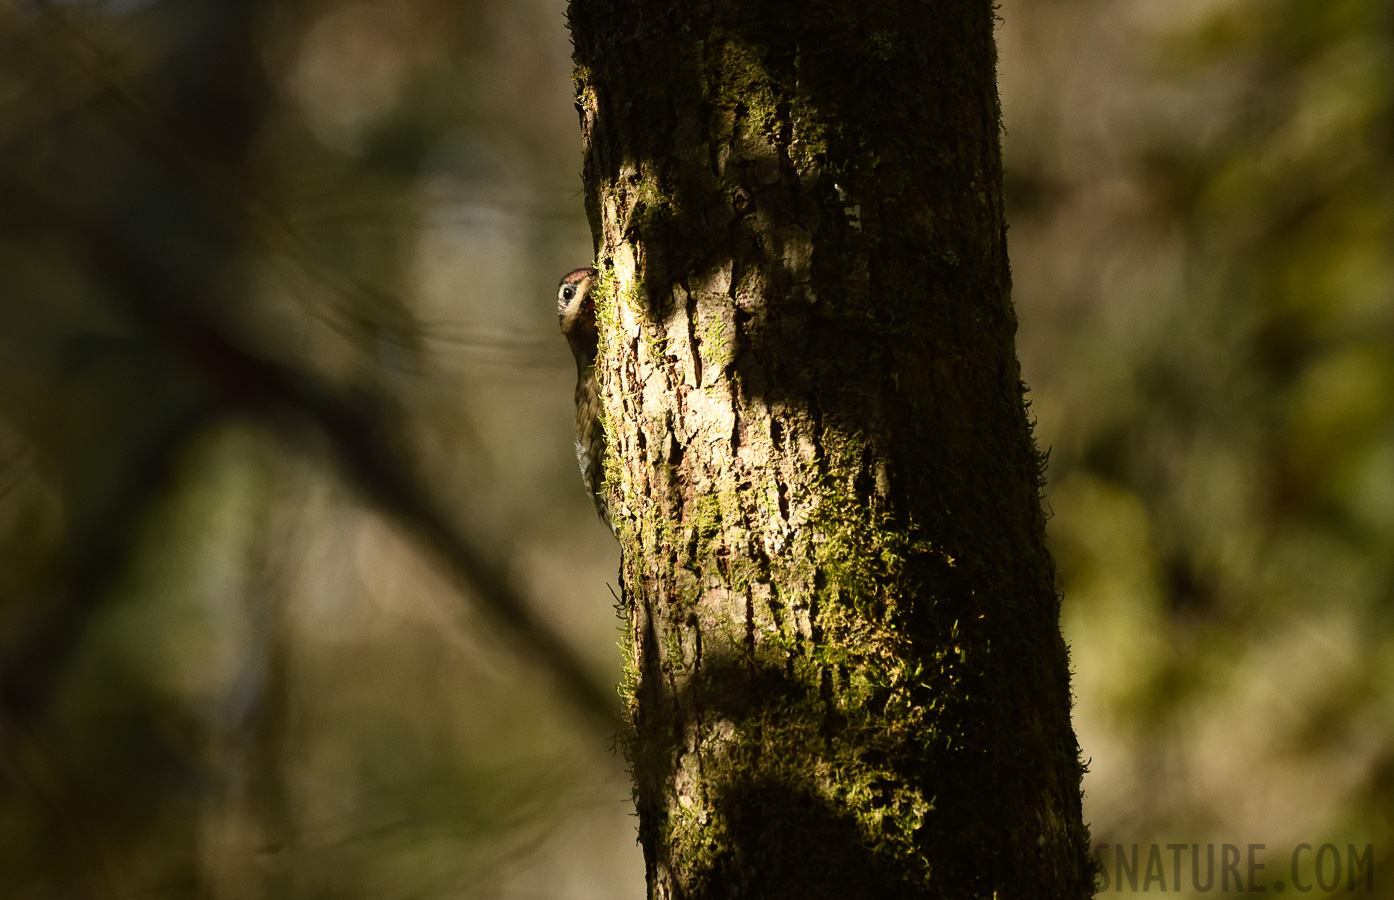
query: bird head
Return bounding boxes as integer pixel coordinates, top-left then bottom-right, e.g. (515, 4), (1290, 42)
(557, 267), (599, 362)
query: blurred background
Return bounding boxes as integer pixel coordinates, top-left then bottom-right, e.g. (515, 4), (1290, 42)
(0, 0), (1389, 897)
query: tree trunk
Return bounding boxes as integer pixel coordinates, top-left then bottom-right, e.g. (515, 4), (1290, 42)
(568, 2), (1093, 897)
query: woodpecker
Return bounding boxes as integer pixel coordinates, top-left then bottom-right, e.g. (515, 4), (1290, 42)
(558, 266), (610, 529)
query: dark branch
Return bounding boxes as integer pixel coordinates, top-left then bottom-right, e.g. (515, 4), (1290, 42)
(0, 171), (618, 729)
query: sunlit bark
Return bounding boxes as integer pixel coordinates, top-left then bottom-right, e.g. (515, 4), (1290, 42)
(571, 2), (1093, 897)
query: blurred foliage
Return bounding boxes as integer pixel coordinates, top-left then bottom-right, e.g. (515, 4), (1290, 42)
(0, 0), (630, 897)
(1000, 0), (1394, 889)
(1, 0), (1391, 896)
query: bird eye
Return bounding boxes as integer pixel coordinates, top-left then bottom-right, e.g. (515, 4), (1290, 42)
(561, 285), (576, 302)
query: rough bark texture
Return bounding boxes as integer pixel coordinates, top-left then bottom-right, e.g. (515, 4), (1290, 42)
(568, 2), (1093, 898)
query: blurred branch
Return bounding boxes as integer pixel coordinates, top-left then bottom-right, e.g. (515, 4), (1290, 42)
(0, 171), (618, 730)
(0, 400), (219, 721)
(6, 7), (425, 356)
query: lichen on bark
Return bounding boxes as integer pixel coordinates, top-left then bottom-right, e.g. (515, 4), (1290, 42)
(569, 2), (1094, 898)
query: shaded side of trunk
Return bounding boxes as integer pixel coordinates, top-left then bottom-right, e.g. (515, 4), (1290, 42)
(570, 2), (1093, 897)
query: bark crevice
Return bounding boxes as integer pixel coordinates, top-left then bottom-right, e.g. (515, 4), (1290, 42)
(571, 2), (1094, 897)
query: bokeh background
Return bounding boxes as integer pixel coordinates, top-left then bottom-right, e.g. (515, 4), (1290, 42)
(0, 0), (1390, 896)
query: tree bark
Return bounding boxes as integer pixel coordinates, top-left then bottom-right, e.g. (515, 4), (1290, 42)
(569, 2), (1093, 897)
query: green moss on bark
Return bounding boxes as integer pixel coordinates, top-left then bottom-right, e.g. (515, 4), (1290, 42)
(571, 1), (1093, 897)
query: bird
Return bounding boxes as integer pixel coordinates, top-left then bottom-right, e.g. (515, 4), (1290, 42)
(557, 266), (610, 529)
